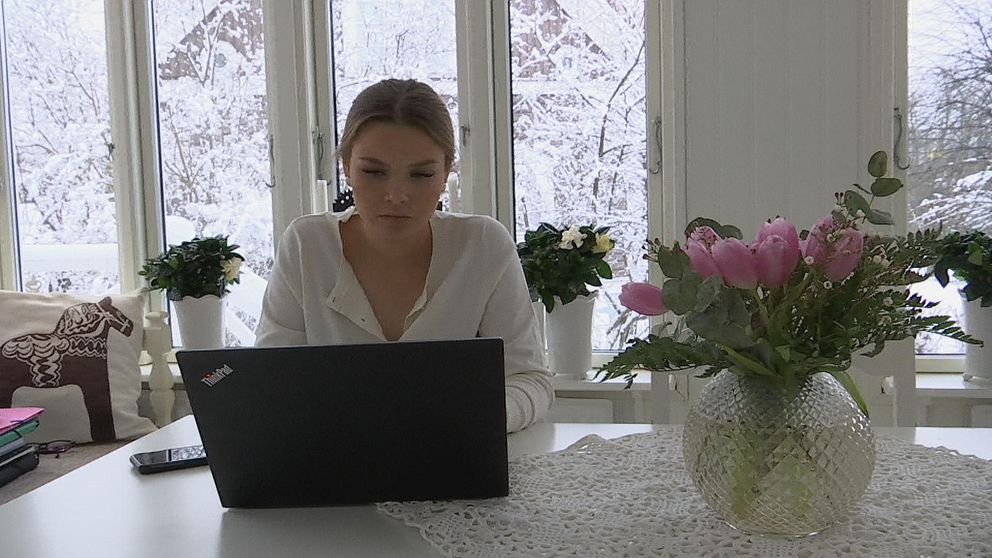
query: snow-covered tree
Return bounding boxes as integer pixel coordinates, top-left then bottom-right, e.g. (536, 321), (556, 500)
(909, 0), (992, 234)
(510, 0), (648, 349)
(4, 0), (118, 293)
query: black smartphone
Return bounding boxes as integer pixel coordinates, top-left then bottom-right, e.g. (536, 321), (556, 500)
(130, 444), (208, 474)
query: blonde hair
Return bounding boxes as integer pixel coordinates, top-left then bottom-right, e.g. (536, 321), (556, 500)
(338, 79), (455, 170)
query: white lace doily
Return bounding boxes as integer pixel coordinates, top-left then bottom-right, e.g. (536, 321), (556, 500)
(377, 426), (992, 557)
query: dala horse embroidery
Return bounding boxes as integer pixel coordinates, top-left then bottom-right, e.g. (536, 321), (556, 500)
(0, 297), (133, 442)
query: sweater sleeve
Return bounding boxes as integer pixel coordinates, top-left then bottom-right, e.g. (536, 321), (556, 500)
(254, 224), (308, 347)
(478, 227), (554, 433)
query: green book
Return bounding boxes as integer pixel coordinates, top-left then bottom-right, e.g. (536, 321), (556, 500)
(0, 419), (40, 447)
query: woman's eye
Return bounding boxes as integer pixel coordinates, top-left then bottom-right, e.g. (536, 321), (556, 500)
(361, 169), (385, 176)
(413, 172), (435, 179)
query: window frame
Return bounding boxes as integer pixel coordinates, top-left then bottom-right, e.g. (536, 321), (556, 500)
(0, 0), (953, 376)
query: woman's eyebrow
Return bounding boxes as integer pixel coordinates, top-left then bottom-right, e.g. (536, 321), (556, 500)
(357, 156), (387, 165)
(356, 157), (439, 168)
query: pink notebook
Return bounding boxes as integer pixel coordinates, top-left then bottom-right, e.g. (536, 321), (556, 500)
(0, 407), (44, 436)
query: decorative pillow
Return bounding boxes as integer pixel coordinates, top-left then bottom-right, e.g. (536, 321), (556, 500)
(0, 290), (156, 442)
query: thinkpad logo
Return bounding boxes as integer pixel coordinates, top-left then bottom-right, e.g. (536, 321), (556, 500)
(201, 364), (234, 387)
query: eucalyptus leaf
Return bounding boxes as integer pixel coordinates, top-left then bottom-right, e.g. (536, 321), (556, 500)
(663, 276), (699, 315)
(870, 177), (903, 197)
(658, 245), (688, 278)
(867, 209), (894, 226)
(843, 190), (871, 216)
(867, 150), (888, 178)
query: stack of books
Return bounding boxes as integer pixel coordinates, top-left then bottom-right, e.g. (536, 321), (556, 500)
(0, 407), (44, 488)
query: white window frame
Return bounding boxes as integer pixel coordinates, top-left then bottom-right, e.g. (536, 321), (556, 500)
(0, 0), (955, 376)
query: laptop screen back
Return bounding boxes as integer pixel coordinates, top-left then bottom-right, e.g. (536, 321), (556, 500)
(176, 338), (508, 508)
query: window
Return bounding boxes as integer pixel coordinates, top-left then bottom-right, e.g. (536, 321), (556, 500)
(907, 0), (991, 356)
(328, 0), (460, 205)
(151, 0), (273, 345)
(0, 0), (274, 348)
(1, 0), (119, 294)
(508, 0), (649, 351)
(1, 1), (662, 354)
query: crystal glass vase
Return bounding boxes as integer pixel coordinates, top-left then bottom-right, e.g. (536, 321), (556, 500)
(683, 370), (876, 538)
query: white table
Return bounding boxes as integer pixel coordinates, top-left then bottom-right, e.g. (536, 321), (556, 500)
(0, 417), (989, 558)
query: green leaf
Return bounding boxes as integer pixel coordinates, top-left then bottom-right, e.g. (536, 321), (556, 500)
(594, 258), (613, 279)
(867, 209), (894, 225)
(662, 276), (699, 315)
(658, 244), (689, 278)
(684, 217), (742, 240)
(828, 370), (870, 418)
(867, 150), (888, 178)
(694, 276), (723, 312)
(843, 190), (871, 216)
(870, 177), (903, 197)
(721, 345), (775, 376)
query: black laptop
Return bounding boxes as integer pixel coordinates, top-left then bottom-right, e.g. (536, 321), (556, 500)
(176, 338), (508, 508)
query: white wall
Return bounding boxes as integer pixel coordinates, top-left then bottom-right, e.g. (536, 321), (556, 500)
(653, 0), (914, 425)
(676, 0), (898, 238)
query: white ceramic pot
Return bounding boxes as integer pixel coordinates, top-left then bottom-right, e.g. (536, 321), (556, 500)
(545, 292), (597, 379)
(963, 297), (992, 386)
(172, 294), (225, 350)
(532, 300), (547, 362)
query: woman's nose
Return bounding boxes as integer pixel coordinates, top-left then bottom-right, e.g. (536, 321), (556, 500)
(384, 179), (409, 203)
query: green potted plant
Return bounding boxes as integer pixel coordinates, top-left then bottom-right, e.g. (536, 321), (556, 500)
(517, 223), (615, 378)
(139, 236), (243, 349)
(933, 230), (992, 384)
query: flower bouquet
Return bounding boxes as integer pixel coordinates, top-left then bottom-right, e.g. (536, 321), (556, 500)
(597, 151), (980, 537)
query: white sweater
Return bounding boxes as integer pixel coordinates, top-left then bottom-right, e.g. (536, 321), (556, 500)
(254, 207), (554, 433)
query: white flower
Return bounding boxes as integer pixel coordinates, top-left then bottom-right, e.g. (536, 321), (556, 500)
(823, 281), (833, 289)
(592, 233), (614, 254)
(883, 296), (893, 306)
(559, 225), (586, 250)
(804, 256), (815, 265)
(221, 257), (243, 282)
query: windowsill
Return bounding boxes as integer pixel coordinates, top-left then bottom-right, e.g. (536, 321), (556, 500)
(553, 371), (652, 392)
(916, 373), (992, 399)
(141, 363), (992, 401)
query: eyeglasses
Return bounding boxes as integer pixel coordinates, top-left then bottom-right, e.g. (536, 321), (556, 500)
(28, 440), (76, 457)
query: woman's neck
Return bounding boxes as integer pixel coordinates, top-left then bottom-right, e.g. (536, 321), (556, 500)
(345, 215), (433, 264)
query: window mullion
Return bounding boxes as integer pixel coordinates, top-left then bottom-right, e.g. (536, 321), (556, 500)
(106, 0), (161, 299)
(485, 0), (511, 226)
(262, 0), (319, 243)
(312, 0), (336, 207)
(0, 2), (19, 291)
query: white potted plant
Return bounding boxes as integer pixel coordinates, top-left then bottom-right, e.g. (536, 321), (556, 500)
(139, 236), (243, 349)
(517, 223), (615, 378)
(933, 230), (992, 384)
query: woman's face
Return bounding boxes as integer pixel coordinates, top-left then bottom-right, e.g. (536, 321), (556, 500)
(344, 121), (449, 238)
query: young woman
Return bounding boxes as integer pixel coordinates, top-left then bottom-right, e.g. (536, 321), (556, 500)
(255, 79), (553, 432)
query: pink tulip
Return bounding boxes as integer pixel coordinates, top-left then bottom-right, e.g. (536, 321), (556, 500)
(684, 226), (721, 279)
(756, 217), (800, 271)
(804, 216), (865, 281)
(753, 235), (795, 288)
(712, 238), (758, 290)
(620, 282), (667, 316)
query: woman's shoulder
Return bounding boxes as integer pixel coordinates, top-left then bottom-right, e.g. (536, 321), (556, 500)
(284, 210), (348, 241)
(434, 211), (512, 244)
